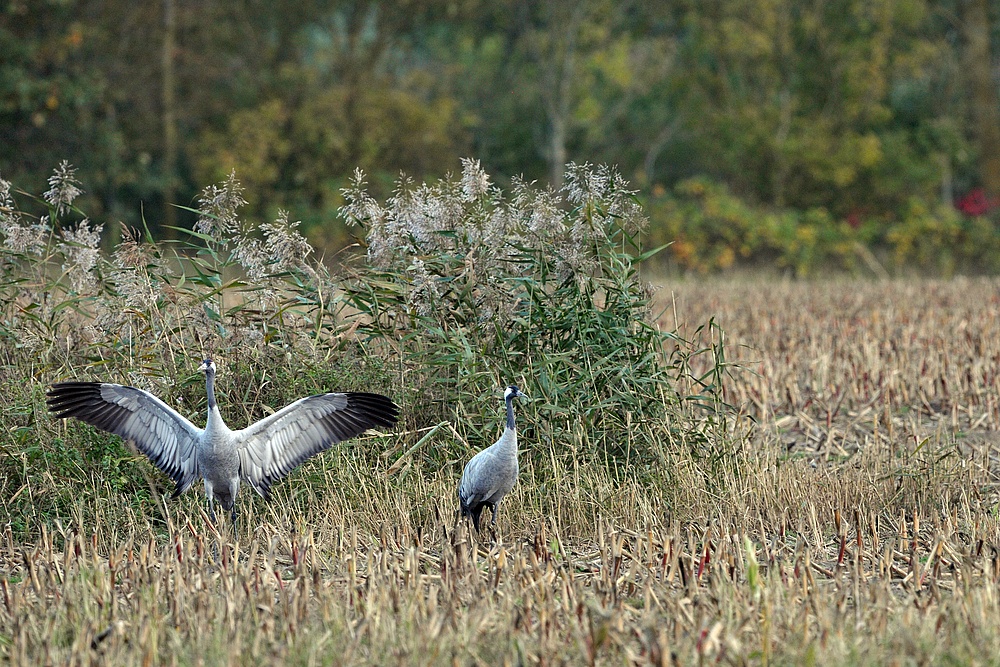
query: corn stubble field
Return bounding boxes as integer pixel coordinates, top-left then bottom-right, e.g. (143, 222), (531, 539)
(3, 164), (1000, 665)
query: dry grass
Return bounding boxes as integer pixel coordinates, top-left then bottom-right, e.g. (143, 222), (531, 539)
(664, 277), (1000, 501)
(4, 275), (1000, 665)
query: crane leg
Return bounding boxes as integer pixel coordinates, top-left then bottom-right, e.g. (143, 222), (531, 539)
(205, 482), (218, 524)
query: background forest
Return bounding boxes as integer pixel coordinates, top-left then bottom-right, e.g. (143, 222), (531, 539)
(2, 0), (1000, 274)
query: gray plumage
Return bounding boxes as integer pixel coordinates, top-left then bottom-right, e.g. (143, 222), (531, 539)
(458, 385), (526, 531)
(46, 359), (399, 523)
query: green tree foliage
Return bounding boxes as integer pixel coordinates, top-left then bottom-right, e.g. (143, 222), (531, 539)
(0, 3), (123, 214)
(1, 1), (468, 240)
(189, 87), (465, 241)
(661, 0), (969, 216)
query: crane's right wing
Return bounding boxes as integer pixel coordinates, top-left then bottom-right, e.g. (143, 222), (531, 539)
(47, 382), (203, 496)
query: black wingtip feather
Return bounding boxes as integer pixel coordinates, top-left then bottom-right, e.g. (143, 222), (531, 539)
(343, 392), (400, 428)
(47, 382), (105, 415)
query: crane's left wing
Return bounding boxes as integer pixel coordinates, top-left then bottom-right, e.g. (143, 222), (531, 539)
(235, 392), (398, 499)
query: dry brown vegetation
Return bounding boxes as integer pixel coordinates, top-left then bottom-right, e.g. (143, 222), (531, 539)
(3, 276), (1000, 665)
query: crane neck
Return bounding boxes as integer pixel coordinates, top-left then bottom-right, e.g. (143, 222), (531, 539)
(203, 369), (229, 434)
(205, 370), (217, 410)
(505, 394), (516, 431)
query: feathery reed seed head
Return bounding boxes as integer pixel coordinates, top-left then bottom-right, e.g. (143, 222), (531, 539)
(0, 177), (48, 255)
(58, 219), (103, 292)
(43, 160), (84, 216)
(194, 170), (247, 244)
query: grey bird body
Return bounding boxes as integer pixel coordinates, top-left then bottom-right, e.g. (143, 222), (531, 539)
(47, 359), (399, 523)
(199, 400), (240, 517)
(458, 385), (525, 531)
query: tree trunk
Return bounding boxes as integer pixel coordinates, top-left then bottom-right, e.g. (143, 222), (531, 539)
(963, 0), (1000, 201)
(102, 103), (122, 252)
(539, 1), (587, 193)
(162, 0), (177, 236)
(550, 111), (567, 191)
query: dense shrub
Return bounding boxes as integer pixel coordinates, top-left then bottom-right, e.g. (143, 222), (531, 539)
(339, 160), (728, 467)
(648, 177), (1000, 276)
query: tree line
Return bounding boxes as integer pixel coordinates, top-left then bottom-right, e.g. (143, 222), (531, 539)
(1, 0), (998, 264)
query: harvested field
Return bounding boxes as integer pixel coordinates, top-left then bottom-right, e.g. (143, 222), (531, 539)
(4, 276), (1000, 665)
(665, 277), (1000, 474)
